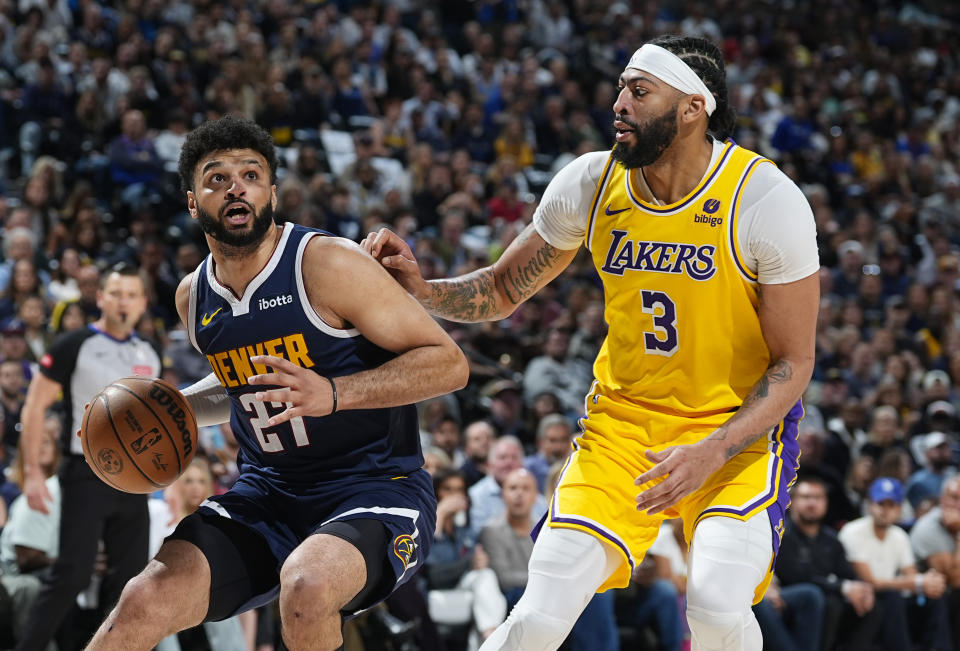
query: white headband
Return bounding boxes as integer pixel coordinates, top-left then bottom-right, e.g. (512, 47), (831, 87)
(625, 44), (717, 116)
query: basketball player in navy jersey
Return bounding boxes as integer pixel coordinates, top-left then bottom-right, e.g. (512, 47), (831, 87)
(86, 116), (469, 651)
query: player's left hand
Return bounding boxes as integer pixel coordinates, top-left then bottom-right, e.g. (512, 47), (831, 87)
(634, 440), (724, 514)
(249, 355), (335, 424)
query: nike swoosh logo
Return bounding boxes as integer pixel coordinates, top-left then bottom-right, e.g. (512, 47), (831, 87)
(605, 206), (629, 215)
(200, 307), (223, 326)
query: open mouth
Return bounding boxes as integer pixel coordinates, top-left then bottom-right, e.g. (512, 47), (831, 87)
(222, 202), (252, 225)
(613, 121), (635, 142)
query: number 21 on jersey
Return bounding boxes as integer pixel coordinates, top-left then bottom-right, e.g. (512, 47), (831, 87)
(239, 393), (309, 452)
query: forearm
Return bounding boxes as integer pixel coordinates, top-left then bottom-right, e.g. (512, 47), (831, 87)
(422, 227), (573, 323)
(703, 356), (813, 461)
(181, 372), (231, 427)
(870, 574), (915, 593)
(424, 268), (510, 322)
(21, 395), (49, 476)
(336, 343), (467, 411)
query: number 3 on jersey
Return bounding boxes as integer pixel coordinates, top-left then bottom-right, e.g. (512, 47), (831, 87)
(641, 290), (678, 356)
(239, 393), (309, 452)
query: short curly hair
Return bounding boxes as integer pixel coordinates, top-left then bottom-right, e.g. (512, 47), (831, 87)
(178, 115), (278, 192)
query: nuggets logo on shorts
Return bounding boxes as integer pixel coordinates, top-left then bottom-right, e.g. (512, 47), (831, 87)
(393, 534), (416, 569)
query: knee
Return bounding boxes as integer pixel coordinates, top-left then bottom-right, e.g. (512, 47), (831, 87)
(686, 604), (750, 648)
(686, 573), (730, 614)
(497, 602), (571, 649)
(279, 567), (343, 651)
(792, 583), (826, 612)
(279, 563), (338, 619)
(111, 573), (165, 623)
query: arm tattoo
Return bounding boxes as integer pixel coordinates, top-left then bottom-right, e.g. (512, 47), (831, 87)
(427, 268), (500, 322)
(501, 239), (564, 305)
(716, 359), (795, 460)
(426, 229), (564, 321)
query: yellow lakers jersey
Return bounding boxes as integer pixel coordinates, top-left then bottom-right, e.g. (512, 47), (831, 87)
(586, 141), (772, 416)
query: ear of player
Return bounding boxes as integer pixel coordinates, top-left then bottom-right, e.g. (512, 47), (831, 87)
(81, 376), (199, 493)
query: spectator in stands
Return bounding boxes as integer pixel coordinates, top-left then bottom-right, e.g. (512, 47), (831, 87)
(16, 295), (46, 363)
(0, 228), (44, 303)
(522, 327), (592, 417)
(0, 358), (25, 465)
(71, 264), (101, 323)
(107, 109), (164, 210)
(858, 405), (907, 462)
(429, 414), (465, 468)
(480, 467), (539, 610)
(468, 435), (546, 538)
(18, 58), (69, 174)
(910, 476), (960, 650)
(0, 319), (31, 381)
(0, 411), (60, 649)
(840, 477), (953, 651)
(906, 431), (957, 512)
(773, 476), (878, 651)
(480, 378), (529, 443)
(426, 468), (506, 648)
(524, 413), (573, 492)
(0, 260), (42, 322)
(460, 419), (495, 487)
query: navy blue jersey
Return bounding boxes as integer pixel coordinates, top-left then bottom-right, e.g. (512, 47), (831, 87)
(188, 222), (423, 488)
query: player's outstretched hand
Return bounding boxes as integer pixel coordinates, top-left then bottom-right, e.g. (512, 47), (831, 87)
(634, 441), (725, 514)
(249, 355), (336, 424)
(360, 228), (429, 301)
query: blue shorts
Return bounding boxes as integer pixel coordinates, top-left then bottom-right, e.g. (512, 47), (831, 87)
(169, 468), (436, 619)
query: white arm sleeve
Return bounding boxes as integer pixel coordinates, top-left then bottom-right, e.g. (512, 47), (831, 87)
(736, 162), (820, 284)
(532, 151), (611, 250)
(180, 372), (231, 427)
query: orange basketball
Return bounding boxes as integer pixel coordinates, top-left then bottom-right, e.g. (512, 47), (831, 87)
(81, 376), (198, 494)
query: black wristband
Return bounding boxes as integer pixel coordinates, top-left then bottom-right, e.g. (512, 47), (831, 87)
(326, 376), (338, 415)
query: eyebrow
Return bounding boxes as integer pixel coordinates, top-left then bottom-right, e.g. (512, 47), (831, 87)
(619, 74), (658, 87)
(201, 159), (265, 175)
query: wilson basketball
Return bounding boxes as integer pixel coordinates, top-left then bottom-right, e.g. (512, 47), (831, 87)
(81, 376), (198, 494)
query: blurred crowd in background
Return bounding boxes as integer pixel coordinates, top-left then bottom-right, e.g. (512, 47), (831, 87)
(1, 0), (960, 649)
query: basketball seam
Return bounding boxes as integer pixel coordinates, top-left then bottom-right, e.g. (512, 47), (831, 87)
(113, 381), (186, 477)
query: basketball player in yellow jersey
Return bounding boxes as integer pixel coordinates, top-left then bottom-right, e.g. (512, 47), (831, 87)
(364, 34), (819, 651)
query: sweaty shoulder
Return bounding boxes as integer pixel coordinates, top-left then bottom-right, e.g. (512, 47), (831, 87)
(736, 160), (820, 285)
(533, 151), (611, 251)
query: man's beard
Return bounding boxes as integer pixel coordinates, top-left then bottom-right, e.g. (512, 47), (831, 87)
(610, 104), (679, 169)
(197, 200), (276, 251)
(794, 511), (821, 527)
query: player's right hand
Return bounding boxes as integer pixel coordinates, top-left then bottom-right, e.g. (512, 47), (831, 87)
(24, 473), (52, 514)
(360, 228), (429, 301)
